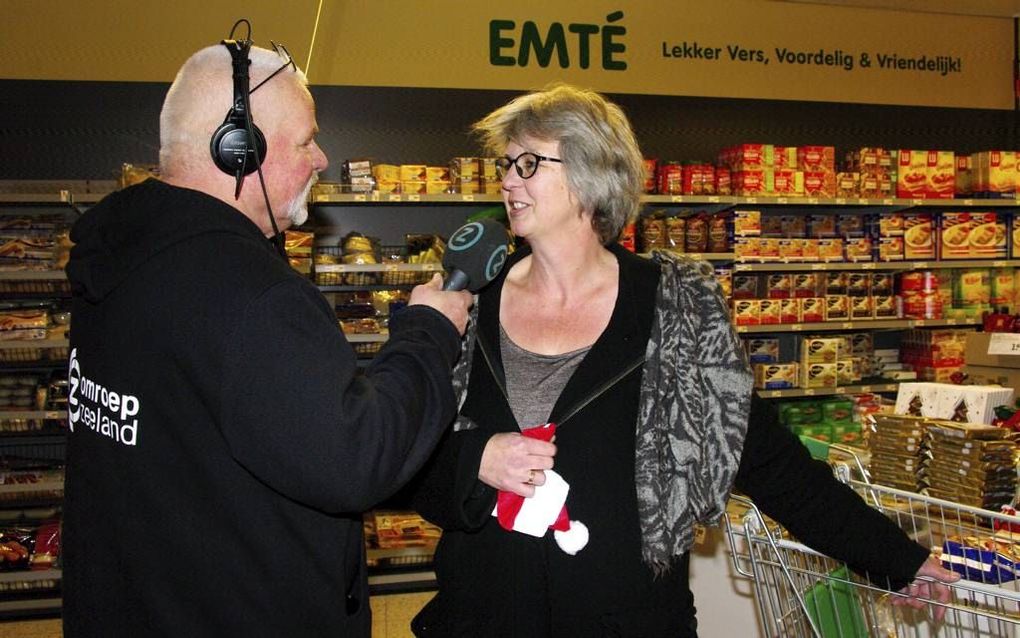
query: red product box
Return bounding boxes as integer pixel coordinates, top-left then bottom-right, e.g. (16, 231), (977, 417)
(759, 299), (782, 324)
(715, 167), (731, 196)
(801, 297), (825, 322)
(775, 146), (798, 168)
(896, 150), (927, 199)
(803, 171), (835, 197)
(731, 144), (773, 171)
(773, 169), (802, 196)
(733, 299), (760, 326)
(797, 146), (836, 172)
(780, 298), (801, 323)
(926, 150), (955, 199)
(732, 170), (766, 196)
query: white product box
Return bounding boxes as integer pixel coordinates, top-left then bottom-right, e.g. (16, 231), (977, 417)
(894, 382), (944, 418)
(935, 385), (1015, 425)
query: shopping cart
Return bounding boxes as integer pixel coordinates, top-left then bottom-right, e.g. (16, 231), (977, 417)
(724, 442), (1020, 637)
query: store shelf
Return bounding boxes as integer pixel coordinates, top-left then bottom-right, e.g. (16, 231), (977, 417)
(0, 480), (63, 497)
(315, 192), (1020, 208)
(0, 569), (60, 585)
(0, 270), (67, 281)
(315, 264), (444, 274)
(0, 192), (104, 205)
(0, 339), (68, 350)
(735, 318), (981, 333)
(314, 192), (502, 204)
(755, 383), (899, 399)
(642, 252), (735, 262)
(345, 334), (388, 343)
(0, 411), (66, 421)
(733, 259), (1020, 272)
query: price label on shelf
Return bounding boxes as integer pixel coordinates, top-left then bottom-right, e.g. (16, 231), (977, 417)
(882, 199), (894, 205)
(745, 197), (758, 204)
(388, 194), (402, 202)
(835, 387), (847, 394)
(963, 199), (974, 206)
(857, 198), (869, 206)
(777, 197), (788, 204)
(912, 199), (924, 206)
(708, 196), (720, 203)
(407, 194), (421, 202)
(834, 198), (845, 205)
(671, 196), (684, 203)
(841, 322), (853, 329)
(353, 194), (367, 202)
(461, 194), (475, 202)
(861, 263), (875, 270)
(987, 333), (1020, 356)
(790, 324), (803, 331)
(803, 389), (816, 396)
(809, 197), (820, 205)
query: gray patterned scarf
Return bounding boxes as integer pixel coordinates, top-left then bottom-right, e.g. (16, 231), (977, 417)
(448, 250), (752, 571)
(636, 251), (752, 572)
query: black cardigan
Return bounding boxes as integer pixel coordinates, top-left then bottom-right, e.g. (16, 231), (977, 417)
(411, 243), (928, 638)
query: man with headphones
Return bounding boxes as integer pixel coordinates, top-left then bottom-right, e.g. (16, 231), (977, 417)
(62, 38), (473, 637)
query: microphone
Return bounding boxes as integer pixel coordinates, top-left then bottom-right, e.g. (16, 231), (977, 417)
(442, 219), (510, 292)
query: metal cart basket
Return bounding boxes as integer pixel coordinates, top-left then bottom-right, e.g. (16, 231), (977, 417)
(724, 444), (1020, 637)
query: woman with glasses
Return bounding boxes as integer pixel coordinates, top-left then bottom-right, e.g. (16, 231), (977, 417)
(410, 83), (955, 637)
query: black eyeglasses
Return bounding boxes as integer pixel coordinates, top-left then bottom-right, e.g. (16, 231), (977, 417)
(251, 41), (296, 94)
(495, 152), (562, 180)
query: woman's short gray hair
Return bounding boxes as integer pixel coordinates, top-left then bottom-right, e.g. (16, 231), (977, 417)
(473, 83), (645, 244)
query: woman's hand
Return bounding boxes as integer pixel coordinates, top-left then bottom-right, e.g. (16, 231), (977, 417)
(891, 555), (959, 622)
(479, 432), (556, 497)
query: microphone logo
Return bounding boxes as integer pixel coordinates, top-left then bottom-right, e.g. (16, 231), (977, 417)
(448, 222), (484, 252)
(486, 245), (508, 281)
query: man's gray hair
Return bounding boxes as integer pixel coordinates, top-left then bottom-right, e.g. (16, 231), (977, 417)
(159, 45), (307, 177)
(472, 83), (645, 244)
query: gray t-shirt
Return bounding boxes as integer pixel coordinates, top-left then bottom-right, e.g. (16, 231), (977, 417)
(499, 324), (592, 430)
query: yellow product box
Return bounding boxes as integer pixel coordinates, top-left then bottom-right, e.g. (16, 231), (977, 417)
(732, 273), (759, 299)
(941, 211), (1005, 259)
(777, 239), (803, 261)
(758, 299), (782, 324)
(801, 336), (842, 363)
(817, 238), (843, 261)
(836, 359), (856, 385)
(955, 155), (972, 197)
(453, 179), (479, 194)
(775, 146), (799, 168)
(479, 158), (499, 180)
(990, 268), (1015, 311)
(926, 150), (955, 199)
(824, 295), (849, 321)
(450, 157), (480, 181)
(759, 237), (781, 260)
(849, 296), (872, 320)
(372, 163), (400, 182)
(400, 180), (427, 195)
(734, 237), (761, 260)
(878, 212), (904, 237)
(765, 274), (792, 299)
(849, 332), (874, 355)
(844, 237), (872, 262)
(903, 212), (935, 259)
(375, 179), (400, 194)
(802, 362), (838, 389)
(481, 178), (502, 195)
(836, 172), (860, 198)
(745, 337), (780, 363)
(426, 166), (451, 182)
(425, 180), (451, 194)
(825, 271), (848, 295)
(807, 215), (836, 238)
(733, 299), (760, 326)
(975, 150), (1017, 197)
(877, 236), (904, 261)
(846, 273), (870, 297)
(801, 297), (825, 322)
(896, 150), (928, 199)
(399, 164), (427, 182)
(1012, 215), (1020, 259)
(754, 362), (799, 390)
(800, 239), (820, 262)
(734, 210), (761, 236)
(792, 273), (820, 298)
(780, 298), (800, 323)
(870, 273), (894, 296)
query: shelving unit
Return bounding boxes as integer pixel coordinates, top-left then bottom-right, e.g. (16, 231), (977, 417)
(0, 190), (78, 618)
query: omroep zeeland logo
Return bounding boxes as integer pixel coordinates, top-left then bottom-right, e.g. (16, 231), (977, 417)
(66, 347), (142, 447)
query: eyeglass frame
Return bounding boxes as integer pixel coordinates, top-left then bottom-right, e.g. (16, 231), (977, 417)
(495, 151), (563, 180)
(250, 41), (296, 94)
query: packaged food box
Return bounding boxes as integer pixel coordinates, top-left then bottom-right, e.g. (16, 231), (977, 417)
(800, 239), (820, 262)
(973, 151), (1016, 198)
(797, 146), (836, 172)
(753, 362), (798, 389)
(824, 295), (849, 321)
(733, 299), (760, 325)
(399, 164), (427, 182)
(758, 299), (781, 324)
(941, 212), (1005, 259)
(955, 154), (972, 197)
(803, 171), (834, 198)
(792, 273), (820, 298)
(869, 273), (894, 296)
(878, 237), (904, 261)
(896, 150), (928, 199)
(802, 362), (838, 389)
(848, 273), (871, 297)
(777, 239), (802, 261)
(836, 172), (859, 198)
(801, 297), (825, 322)
(734, 210), (761, 236)
(745, 337), (780, 363)
(825, 272), (848, 295)
(879, 212), (904, 237)
(734, 237), (761, 260)
(800, 337), (841, 363)
(849, 296), (872, 320)
(926, 150), (955, 199)
(817, 238), (843, 261)
(844, 237), (873, 262)
(935, 385), (1015, 425)
(902, 212), (935, 259)
(732, 171), (766, 196)
(732, 274), (759, 299)
(807, 215), (837, 238)
(780, 298), (800, 323)
(894, 382), (944, 418)
(766, 274), (792, 299)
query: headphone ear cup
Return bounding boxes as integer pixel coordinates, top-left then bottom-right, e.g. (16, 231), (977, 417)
(210, 122), (267, 176)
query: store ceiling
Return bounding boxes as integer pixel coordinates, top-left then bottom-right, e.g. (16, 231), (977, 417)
(780, 0), (1020, 18)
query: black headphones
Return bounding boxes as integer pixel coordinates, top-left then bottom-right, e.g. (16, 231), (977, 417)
(210, 38), (268, 197)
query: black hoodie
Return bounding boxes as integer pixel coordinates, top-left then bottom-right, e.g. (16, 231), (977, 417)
(62, 179), (462, 637)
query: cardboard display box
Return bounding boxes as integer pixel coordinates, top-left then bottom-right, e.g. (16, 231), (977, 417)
(965, 332), (1020, 369)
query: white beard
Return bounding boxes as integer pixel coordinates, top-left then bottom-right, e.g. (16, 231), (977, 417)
(285, 175), (316, 228)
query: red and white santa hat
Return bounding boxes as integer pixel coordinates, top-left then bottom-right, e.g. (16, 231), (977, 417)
(491, 423), (589, 555)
